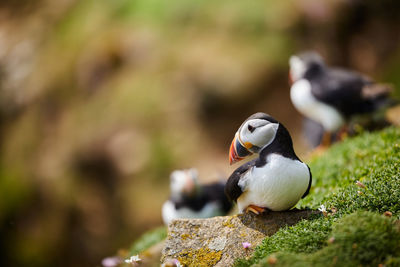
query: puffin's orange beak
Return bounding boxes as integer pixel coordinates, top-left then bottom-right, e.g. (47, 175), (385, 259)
(289, 71), (293, 85)
(184, 176), (195, 195)
(229, 133), (252, 165)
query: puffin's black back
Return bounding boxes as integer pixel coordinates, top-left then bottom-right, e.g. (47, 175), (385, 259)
(203, 183), (232, 213)
(174, 181), (232, 213)
(305, 64), (394, 118)
(310, 68), (367, 116)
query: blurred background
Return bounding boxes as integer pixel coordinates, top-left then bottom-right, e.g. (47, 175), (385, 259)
(0, 0), (399, 266)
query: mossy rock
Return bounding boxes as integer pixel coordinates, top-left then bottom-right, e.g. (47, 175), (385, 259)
(161, 210), (317, 266)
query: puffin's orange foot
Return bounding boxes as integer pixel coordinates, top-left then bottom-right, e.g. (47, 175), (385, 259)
(245, 205), (266, 215)
(337, 126), (349, 141)
(311, 132), (332, 157)
(311, 145), (328, 157)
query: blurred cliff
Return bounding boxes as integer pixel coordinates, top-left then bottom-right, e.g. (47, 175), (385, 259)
(0, 0), (399, 266)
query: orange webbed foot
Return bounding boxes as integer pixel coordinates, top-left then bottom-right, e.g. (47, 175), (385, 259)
(245, 205), (266, 215)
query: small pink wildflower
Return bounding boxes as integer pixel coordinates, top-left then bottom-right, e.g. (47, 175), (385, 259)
(242, 242), (251, 249)
(101, 256), (122, 267)
(162, 259), (182, 267)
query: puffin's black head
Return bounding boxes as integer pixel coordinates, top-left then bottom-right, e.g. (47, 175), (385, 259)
(169, 169), (199, 198)
(229, 112), (279, 165)
(289, 51), (325, 83)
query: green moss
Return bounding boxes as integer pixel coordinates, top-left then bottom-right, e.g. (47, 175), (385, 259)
(255, 212), (400, 267)
(129, 226), (167, 255)
(235, 127), (400, 266)
(301, 127), (400, 212)
(235, 216), (333, 267)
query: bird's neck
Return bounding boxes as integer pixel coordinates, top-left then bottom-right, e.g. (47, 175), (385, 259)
(304, 64), (325, 80)
(259, 124), (299, 161)
(172, 185), (201, 202)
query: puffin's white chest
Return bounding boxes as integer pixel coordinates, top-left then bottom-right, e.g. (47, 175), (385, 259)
(290, 79), (344, 132)
(161, 200), (222, 225)
(237, 154), (310, 212)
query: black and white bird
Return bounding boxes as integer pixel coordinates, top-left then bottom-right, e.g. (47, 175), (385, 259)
(289, 51), (393, 146)
(226, 112), (312, 214)
(162, 169), (232, 224)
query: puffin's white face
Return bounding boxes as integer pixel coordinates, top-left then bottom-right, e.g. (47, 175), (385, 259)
(289, 56), (306, 82)
(229, 118), (279, 164)
(239, 119), (279, 149)
(170, 169), (198, 197)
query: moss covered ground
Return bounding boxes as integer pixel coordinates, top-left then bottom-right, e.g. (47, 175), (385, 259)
(235, 126), (400, 266)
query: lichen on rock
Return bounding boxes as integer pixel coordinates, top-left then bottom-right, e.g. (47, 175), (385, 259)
(176, 248), (222, 267)
(161, 209), (316, 266)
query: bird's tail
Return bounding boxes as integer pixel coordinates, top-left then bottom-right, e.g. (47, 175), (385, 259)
(386, 105), (400, 126)
(362, 83), (397, 111)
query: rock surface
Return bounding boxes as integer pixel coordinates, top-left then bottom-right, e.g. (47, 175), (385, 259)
(161, 209), (317, 266)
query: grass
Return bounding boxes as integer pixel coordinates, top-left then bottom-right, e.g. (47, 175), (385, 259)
(128, 226), (167, 256)
(235, 126), (400, 266)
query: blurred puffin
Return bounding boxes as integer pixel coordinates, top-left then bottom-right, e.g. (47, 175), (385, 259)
(289, 51), (393, 146)
(162, 168), (232, 224)
(226, 112), (312, 214)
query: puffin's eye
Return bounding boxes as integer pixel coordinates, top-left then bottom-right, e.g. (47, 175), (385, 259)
(248, 124), (255, 133)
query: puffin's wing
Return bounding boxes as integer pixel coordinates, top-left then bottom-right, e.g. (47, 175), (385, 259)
(301, 165), (312, 198)
(311, 68), (371, 116)
(225, 159), (256, 202)
(203, 182), (232, 213)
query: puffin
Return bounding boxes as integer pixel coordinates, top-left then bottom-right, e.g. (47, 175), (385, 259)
(162, 168), (232, 224)
(225, 112), (312, 214)
(289, 51), (393, 146)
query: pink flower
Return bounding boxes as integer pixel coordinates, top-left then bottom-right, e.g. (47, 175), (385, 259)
(242, 242), (251, 249)
(162, 259), (182, 267)
(101, 256), (122, 267)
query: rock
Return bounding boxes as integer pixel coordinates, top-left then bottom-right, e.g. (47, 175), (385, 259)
(161, 209), (317, 266)
(139, 240), (166, 267)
